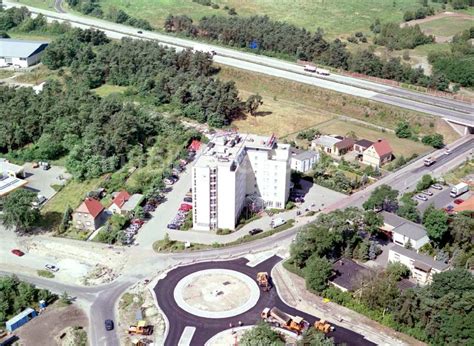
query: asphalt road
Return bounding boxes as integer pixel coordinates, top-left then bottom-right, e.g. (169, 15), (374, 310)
(54, 0), (65, 13)
(154, 256), (375, 346)
(3, 1), (473, 124)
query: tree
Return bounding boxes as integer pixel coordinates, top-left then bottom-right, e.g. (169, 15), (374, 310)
(386, 262), (410, 281)
(397, 193), (420, 223)
(299, 329), (335, 346)
(60, 291), (71, 305)
(245, 94), (263, 116)
(416, 174), (434, 191)
(240, 322), (284, 346)
(303, 255), (333, 293)
(395, 121), (412, 138)
(363, 210), (383, 234)
(422, 134), (444, 149)
(1, 189), (40, 232)
(449, 211), (474, 245)
(423, 205), (449, 246)
(59, 205), (73, 233)
(362, 185), (399, 212)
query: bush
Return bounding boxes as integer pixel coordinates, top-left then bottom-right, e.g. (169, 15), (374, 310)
(422, 134), (444, 148)
(216, 228), (232, 235)
(37, 270), (55, 278)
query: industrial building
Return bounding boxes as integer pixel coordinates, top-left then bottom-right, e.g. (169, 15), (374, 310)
(0, 39), (48, 68)
(192, 133), (291, 231)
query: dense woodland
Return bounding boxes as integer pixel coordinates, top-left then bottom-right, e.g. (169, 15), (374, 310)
(287, 204), (474, 345)
(0, 276), (54, 323)
(164, 14), (450, 90)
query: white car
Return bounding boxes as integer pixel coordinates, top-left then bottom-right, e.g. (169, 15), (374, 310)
(45, 264), (59, 272)
(415, 194), (428, 202)
(444, 148), (451, 155)
(421, 190), (433, 196)
(431, 184), (443, 190)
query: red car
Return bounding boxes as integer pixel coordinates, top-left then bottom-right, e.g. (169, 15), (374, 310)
(131, 219), (145, 226)
(11, 249), (24, 257)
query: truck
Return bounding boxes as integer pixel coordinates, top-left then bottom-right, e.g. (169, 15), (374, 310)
(256, 272), (271, 292)
(128, 321), (153, 336)
(270, 217), (286, 229)
(316, 68), (330, 76)
(304, 65), (317, 72)
(261, 307), (309, 334)
(424, 157), (436, 166)
(450, 182), (469, 198)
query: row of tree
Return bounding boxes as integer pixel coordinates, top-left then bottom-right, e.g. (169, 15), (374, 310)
(431, 0), (474, 9)
(164, 14), (450, 90)
(64, 0), (153, 30)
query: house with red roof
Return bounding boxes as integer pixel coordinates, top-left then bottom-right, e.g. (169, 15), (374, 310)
(108, 190), (144, 215)
(362, 139), (393, 167)
(72, 197), (108, 231)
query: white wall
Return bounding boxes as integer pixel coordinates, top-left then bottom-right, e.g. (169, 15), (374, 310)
(0, 52), (44, 68)
(192, 166), (211, 231)
(392, 231), (429, 251)
(388, 249), (433, 285)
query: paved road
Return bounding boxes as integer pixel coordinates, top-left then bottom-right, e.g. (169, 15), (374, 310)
(54, 0), (65, 13)
(3, 1), (473, 124)
(154, 256), (375, 346)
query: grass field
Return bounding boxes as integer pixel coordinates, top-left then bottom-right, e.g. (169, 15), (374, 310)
(7, 31), (55, 41)
(0, 70), (14, 79)
(217, 65), (455, 140)
(93, 84), (128, 97)
(419, 17), (473, 37)
(13, 65), (58, 84)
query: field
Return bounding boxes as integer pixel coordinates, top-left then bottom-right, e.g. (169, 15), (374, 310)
(93, 84), (128, 97)
(0, 70), (14, 79)
(419, 16), (473, 37)
(16, 0), (443, 38)
(217, 65), (458, 141)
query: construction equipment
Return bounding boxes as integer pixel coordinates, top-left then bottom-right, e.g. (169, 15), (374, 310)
(314, 320), (334, 334)
(128, 321), (153, 336)
(256, 272), (271, 291)
(261, 307), (309, 334)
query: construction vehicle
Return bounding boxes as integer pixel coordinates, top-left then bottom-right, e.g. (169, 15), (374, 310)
(261, 307), (309, 334)
(128, 321), (153, 336)
(314, 320), (334, 334)
(256, 272), (271, 291)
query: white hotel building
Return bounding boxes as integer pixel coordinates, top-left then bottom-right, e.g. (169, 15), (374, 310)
(192, 133), (291, 231)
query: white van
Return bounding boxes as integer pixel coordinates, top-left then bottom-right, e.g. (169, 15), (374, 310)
(270, 217), (286, 229)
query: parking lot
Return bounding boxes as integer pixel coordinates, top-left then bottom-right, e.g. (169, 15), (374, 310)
(416, 184), (472, 213)
(23, 162), (70, 200)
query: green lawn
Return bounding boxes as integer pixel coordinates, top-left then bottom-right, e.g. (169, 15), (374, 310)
(7, 31), (55, 41)
(93, 84), (128, 97)
(419, 17), (473, 37)
(15, 0), (56, 10)
(411, 43), (451, 57)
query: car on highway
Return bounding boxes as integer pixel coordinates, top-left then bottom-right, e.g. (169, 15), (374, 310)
(45, 264), (59, 272)
(431, 184), (443, 190)
(137, 30), (143, 34)
(453, 199), (464, 205)
(104, 319), (114, 331)
(11, 249), (24, 257)
(444, 148), (451, 155)
(415, 194), (428, 201)
(421, 190), (433, 196)
(249, 228), (263, 236)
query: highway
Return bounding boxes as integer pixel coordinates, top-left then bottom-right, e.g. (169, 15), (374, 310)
(3, 1), (473, 125)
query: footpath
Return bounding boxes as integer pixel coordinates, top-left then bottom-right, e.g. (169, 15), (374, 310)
(271, 262), (426, 346)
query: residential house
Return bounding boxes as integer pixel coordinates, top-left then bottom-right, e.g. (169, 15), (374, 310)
(108, 190), (144, 215)
(380, 211), (429, 250)
(73, 198), (108, 231)
(362, 139), (393, 167)
(329, 258), (371, 292)
(311, 135), (341, 154)
(353, 139), (373, 153)
(333, 137), (355, 156)
(388, 245), (449, 286)
(0, 39), (48, 68)
(0, 159), (25, 178)
(290, 148), (319, 173)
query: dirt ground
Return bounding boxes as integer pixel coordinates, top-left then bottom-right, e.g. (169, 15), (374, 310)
(117, 282), (165, 346)
(10, 303), (88, 346)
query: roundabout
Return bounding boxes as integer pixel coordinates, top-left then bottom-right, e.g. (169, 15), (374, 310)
(173, 269), (260, 318)
(154, 256), (375, 346)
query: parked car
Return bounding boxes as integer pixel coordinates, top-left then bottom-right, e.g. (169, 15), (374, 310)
(183, 197), (193, 203)
(422, 190), (433, 196)
(249, 228), (263, 236)
(11, 249), (24, 257)
(131, 219), (144, 226)
(431, 184), (443, 190)
(105, 319), (114, 331)
(453, 199), (464, 205)
(164, 178), (174, 185)
(415, 194), (428, 201)
(45, 264), (59, 272)
(167, 223), (179, 230)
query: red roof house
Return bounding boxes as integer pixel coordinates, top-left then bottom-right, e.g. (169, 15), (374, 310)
(73, 198), (107, 231)
(109, 191), (131, 212)
(189, 140), (201, 152)
(363, 139), (393, 167)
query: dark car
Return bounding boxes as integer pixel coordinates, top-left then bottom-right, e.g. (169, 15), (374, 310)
(167, 223), (179, 230)
(183, 197), (193, 203)
(11, 249), (25, 257)
(105, 319), (114, 331)
(249, 228), (263, 236)
(137, 30), (143, 34)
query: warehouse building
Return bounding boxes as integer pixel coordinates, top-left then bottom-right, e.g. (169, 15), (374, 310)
(0, 39), (48, 68)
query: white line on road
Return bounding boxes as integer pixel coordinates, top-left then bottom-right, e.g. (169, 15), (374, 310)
(178, 326), (196, 346)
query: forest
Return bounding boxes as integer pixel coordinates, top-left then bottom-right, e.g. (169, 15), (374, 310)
(287, 205), (474, 345)
(0, 276), (54, 323)
(164, 14), (449, 90)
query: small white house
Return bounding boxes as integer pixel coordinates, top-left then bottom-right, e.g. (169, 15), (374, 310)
(381, 212), (429, 250)
(388, 245), (449, 286)
(0, 39), (48, 68)
(290, 148), (319, 173)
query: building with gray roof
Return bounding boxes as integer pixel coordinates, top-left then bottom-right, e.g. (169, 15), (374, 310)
(290, 148), (319, 173)
(0, 39), (48, 68)
(381, 211), (429, 250)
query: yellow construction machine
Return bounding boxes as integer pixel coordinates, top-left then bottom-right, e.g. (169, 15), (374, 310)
(314, 320), (334, 334)
(256, 272), (271, 292)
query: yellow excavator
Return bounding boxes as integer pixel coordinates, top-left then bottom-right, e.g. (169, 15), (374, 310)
(314, 320), (334, 334)
(128, 320), (153, 336)
(256, 272), (271, 292)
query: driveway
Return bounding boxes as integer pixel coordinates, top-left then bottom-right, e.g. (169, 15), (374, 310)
(23, 162), (70, 200)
